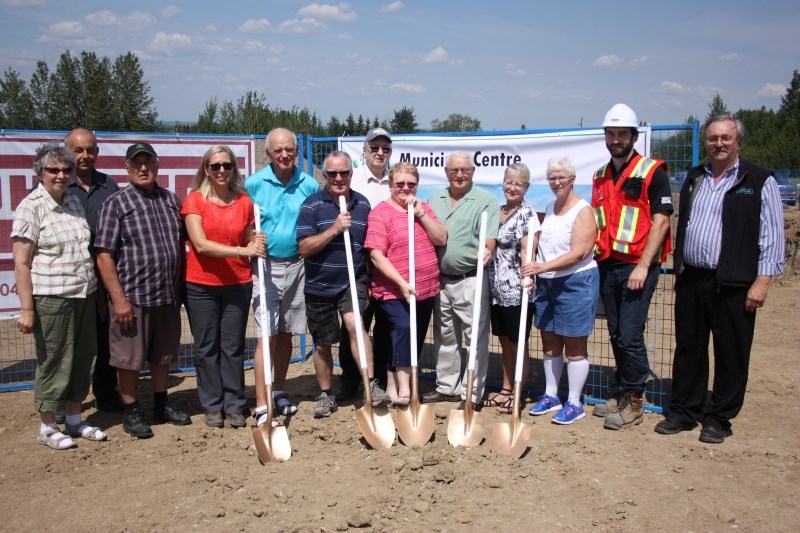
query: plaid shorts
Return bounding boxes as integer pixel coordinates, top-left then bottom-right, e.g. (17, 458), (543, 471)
(305, 281), (369, 346)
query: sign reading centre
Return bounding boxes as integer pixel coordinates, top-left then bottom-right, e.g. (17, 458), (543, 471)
(0, 133), (258, 318)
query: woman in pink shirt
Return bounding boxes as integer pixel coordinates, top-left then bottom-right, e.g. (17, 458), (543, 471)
(365, 163), (447, 405)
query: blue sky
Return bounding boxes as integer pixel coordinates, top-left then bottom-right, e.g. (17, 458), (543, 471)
(1, 0), (798, 131)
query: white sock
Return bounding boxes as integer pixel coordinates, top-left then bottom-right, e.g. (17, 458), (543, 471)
(66, 414), (81, 426)
(567, 358), (590, 406)
(41, 422), (58, 433)
(543, 355), (563, 398)
(255, 405), (268, 427)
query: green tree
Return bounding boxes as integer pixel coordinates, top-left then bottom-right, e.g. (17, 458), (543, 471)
(47, 50), (85, 128)
(111, 52), (158, 131)
(80, 51), (114, 130)
(197, 97), (220, 133)
(28, 61), (50, 129)
(390, 106), (418, 134)
(706, 92), (729, 122)
(431, 113), (481, 132)
(0, 68), (34, 129)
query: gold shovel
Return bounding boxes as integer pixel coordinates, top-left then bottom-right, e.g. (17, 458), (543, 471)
(397, 203), (434, 447)
(251, 204), (292, 463)
(447, 211), (489, 447)
(488, 222), (535, 458)
(339, 196), (395, 450)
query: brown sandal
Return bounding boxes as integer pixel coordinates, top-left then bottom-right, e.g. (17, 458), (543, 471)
(482, 388), (514, 414)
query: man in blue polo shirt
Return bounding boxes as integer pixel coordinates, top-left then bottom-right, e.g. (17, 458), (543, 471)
(296, 151), (390, 418)
(245, 128), (319, 426)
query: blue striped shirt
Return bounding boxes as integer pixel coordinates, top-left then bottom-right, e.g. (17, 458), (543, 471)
(683, 160), (784, 276)
(296, 188), (370, 298)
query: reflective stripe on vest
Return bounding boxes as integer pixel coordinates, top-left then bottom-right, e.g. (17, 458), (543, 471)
(612, 204), (640, 254)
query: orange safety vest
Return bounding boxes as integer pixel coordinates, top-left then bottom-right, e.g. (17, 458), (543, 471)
(592, 154), (671, 264)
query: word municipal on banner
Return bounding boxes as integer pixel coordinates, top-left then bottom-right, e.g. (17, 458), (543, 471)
(0, 132), (259, 318)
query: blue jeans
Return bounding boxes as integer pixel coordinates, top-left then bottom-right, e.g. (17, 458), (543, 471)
(598, 260), (660, 391)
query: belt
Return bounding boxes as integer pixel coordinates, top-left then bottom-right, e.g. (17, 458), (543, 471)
(441, 270), (477, 281)
(267, 255), (301, 264)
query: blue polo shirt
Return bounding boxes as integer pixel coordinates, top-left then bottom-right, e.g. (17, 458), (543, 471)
(296, 188), (370, 298)
(245, 164), (320, 258)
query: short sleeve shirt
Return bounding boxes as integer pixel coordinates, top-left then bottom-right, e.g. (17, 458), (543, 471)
(296, 188), (370, 298)
(245, 164), (320, 258)
(364, 200), (441, 301)
(94, 184), (184, 307)
(181, 191), (255, 286)
(11, 188), (97, 297)
(427, 184), (500, 275)
(488, 202), (539, 306)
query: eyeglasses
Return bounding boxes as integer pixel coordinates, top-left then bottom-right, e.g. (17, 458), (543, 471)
(368, 145), (392, 154)
(706, 135), (735, 145)
(44, 167), (72, 175)
(503, 180), (526, 189)
(546, 175), (573, 184)
(208, 162), (234, 171)
(446, 167), (473, 175)
(323, 170), (352, 178)
(393, 181), (418, 189)
(129, 158), (158, 168)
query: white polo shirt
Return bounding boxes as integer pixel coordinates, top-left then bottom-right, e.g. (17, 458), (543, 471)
(350, 158), (390, 208)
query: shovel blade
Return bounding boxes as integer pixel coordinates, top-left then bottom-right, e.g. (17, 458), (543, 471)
(488, 420), (533, 458)
(355, 404), (396, 450)
(447, 409), (486, 447)
(396, 403), (435, 448)
(251, 423), (292, 464)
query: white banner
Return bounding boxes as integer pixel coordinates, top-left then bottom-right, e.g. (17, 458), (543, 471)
(0, 133), (258, 318)
(340, 128), (650, 208)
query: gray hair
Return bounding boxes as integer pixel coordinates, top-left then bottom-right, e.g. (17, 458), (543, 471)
(703, 113), (745, 142)
(546, 157), (576, 178)
(323, 150), (353, 169)
(505, 163), (530, 183)
(33, 142), (75, 176)
(446, 151), (473, 168)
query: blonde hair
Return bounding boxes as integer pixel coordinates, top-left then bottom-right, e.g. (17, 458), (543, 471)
(191, 145), (245, 198)
(388, 162), (420, 186)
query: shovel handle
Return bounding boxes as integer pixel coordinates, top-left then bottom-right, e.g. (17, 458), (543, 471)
(254, 205), (273, 388)
(339, 196), (369, 372)
(465, 211), (488, 373)
(408, 203), (418, 368)
(514, 220), (536, 383)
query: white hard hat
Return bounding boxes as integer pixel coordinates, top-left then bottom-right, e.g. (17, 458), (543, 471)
(602, 103), (638, 128)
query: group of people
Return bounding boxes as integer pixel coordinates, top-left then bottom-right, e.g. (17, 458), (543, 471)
(13, 102), (784, 451)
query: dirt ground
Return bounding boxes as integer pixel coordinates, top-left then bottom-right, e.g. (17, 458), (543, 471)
(0, 211), (798, 532)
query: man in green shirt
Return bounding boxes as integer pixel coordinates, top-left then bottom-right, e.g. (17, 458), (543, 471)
(423, 151), (500, 409)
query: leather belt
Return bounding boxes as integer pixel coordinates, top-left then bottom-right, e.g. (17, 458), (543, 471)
(441, 270), (477, 281)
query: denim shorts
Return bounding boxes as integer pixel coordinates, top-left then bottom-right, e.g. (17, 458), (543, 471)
(534, 268), (599, 337)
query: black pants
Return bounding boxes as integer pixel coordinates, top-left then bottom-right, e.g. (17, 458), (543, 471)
(338, 300), (390, 388)
(91, 306), (117, 402)
(668, 266), (756, 429)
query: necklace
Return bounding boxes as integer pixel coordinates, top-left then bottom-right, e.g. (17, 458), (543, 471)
(502, 203), (520, 216)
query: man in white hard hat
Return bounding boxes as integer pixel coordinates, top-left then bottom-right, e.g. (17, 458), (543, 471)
(336, 128), (393, 400)
(591, 104), (673, 430)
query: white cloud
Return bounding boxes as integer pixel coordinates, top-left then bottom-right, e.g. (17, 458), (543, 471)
(243, 41), (266, 52)
(758, 83), (786, 97)
(84, 9), (156, 27)
(85, 10), (119, 25)
(298, 2), (357, 22)
(719, 52), (739, 62)
(659, 81), (690, 94)
(390, 82), (425, 93)
(277, 18), (326, 33)
(382, 1), (404, 12)
(149, 32), (192, 52)
(421, 46), (447, 64)
(48, 21), (84, 35)
(239, 18), (272, 32)
(592, 54), (621, 67)
(160, 5), (181, 19)
(2, 0), (44, 6)
(628, 56), (648, 67)
(203, 23), (217, 32)
(504, 63), (526, 76)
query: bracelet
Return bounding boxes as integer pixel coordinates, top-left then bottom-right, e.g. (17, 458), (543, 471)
(236, 246), (240, 258)
(417, 211), (426, 220)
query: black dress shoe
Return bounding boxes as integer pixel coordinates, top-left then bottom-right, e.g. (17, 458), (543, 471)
(421, 391), (461, 404)
(654, 416), (697, 435)
(154, 403), (191, 426)
(457, 400), (482, 412)
(699, 423), (733, 444)
(123, 406), (154, 439)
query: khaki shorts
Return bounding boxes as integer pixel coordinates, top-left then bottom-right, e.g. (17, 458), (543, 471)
(109, 304), (181, 371)
(252, 256), (307, 336)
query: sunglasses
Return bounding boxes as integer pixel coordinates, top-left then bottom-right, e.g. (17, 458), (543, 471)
(208, 162), (234, 171)
(393, 181), (418, 189)
(368, 145), (391, 154)
(323, 170), (352, 178)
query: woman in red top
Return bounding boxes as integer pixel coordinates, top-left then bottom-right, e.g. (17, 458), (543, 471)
(365, 163), (447, 406)
(182, 145), (265, 428)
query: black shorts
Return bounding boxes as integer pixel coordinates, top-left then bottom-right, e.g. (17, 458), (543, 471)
(490, 303), (534, 344)
(305, 281), (369, 346)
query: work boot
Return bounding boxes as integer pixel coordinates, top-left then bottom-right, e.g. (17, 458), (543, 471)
(592, 392), (619, 417)
(603, 390), (644, 430)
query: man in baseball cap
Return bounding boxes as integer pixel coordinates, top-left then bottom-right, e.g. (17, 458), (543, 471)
(125, 142), (158, 160)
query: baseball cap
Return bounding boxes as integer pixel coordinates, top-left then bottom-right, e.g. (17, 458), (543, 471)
(365, 128), (392, 143)
(126, 142), (158, 160)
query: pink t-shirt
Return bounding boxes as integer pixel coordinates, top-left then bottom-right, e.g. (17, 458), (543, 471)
(181, 191), (255, 286)
(365, 201), (441, 301)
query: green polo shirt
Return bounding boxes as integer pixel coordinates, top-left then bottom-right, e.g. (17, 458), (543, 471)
(428, 184), (500, 276)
